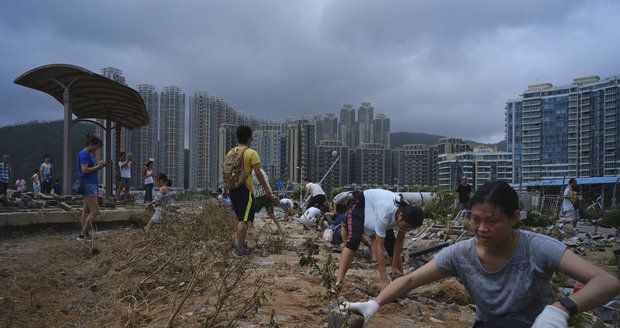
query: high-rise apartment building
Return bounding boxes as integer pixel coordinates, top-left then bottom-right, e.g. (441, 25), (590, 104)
(505, 98), (522, 184)
(430, 138), (472, 186)
(373, 113), (390, 148)
(339, 104), (356, 149)
(286, 117), (317, 182)
(393, 144), (430, 187)
(357, 102), (374, 145)
(217, 123), (239, 186)
(255, 122), (286, 180)
(352, 143), (387, 186)
(316, 113), (338, 142)
(438, 149), (512, 190)
(316, 140), (350, 194)
(189, 91), (210, 190)
(506, 75), (620, 182)
(159, 86), (185, 188)
(131, 83), (159, 186)
(100, 67), (126, 85)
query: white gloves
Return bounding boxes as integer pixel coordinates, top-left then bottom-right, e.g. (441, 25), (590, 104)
(532, 305), (569, 328)
(340, 300), (379, 327)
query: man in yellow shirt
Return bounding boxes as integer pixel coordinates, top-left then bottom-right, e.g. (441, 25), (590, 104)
(225, 125), (278, 256)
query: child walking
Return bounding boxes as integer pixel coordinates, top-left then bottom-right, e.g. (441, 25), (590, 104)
(144, 173), (172, 238)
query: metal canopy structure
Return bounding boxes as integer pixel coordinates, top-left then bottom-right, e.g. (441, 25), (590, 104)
(14, 64), (149, 199)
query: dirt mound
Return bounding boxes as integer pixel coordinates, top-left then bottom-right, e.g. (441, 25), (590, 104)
(423, 278), (471, 305)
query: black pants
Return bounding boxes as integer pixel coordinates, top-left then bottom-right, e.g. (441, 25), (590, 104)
(144, 183), (154, 203)
(41, 180), (52, 194)
(0, 181), (7, 196)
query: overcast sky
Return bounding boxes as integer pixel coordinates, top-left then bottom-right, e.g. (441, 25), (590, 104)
(1, 0), (620, 143)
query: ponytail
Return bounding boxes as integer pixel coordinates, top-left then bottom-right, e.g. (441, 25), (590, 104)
(394, 193), (409, 207)
(394, 194), (424, 228)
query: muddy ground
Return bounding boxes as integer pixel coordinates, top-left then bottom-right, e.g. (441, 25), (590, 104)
(0, 205), (617, 328)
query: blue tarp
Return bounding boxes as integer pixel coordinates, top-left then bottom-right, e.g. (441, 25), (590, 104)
(512, 176), (620, 189)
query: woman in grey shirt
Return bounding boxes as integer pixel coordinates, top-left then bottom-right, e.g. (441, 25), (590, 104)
(343, 181), (620, 327)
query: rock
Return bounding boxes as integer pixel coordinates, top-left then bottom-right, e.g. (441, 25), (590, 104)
(563, 240), (578, 247)
(194, 303), (207, 313)
(399, 318), (416, 325)
(185, 312), (193, 317)
(429, 317), (444, 323)
(415, 305), (423, 316)
(89, 284), (97, 292)
(448, 303), (461, 312)
(434, 312), (448, 321)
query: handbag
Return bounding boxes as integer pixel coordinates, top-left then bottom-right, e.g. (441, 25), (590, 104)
(71, 179), (85, 195)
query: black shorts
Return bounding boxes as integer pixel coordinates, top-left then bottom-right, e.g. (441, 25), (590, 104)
(253, 195), (274, 214)
(229, 185), (255, 222)
(307, 194), (326, 208)
(344, 194), (365, 251)
(343, 192), (396, 255)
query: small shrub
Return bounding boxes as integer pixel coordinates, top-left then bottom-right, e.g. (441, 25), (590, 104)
(421, 189), (458, 225)
(522, 210), (556, 227)
(602, 209), (620, 228)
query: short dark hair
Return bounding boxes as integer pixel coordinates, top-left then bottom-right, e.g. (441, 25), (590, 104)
(569, 178), (576, 185)
(158, 173), (172, 186)
(469, 180), (519, 217)
(236, 125), (253, 144)
(303, 177), (311, 182)
(85, 133), (102, 147)
(43, 154), (50, 160)
(217, 187), (222, 193)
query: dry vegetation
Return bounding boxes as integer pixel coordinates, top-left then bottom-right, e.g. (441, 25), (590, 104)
(0, 206), (275, 327)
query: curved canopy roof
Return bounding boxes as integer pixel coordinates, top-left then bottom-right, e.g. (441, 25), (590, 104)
(14, 64), (148, 129)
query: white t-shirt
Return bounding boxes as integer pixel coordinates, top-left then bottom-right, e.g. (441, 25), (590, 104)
(144, 169), (154, 184)
(562, 186), (575, 212)
(32, 173), (40, 186)
(119, 161), (131, 178)
(363, 189), (399, 238)
(306, 182), (325, 197)
(40, 162), (52, 180)
(15, 179), (26, 192)
(298, 207), (322, 228)
(252, 168), (270, 198)
(280, 198), (294, 208)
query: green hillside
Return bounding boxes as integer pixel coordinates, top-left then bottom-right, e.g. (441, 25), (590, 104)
(390, 131), (505, 151)
(0, 120), (95, 188)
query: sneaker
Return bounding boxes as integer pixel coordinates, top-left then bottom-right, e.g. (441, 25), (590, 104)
(331, 246), (342, 253)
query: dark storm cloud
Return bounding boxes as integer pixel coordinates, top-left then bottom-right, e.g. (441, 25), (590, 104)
(1, 0), (620, 143)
